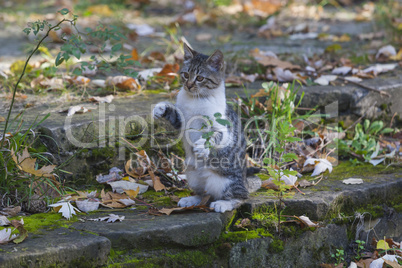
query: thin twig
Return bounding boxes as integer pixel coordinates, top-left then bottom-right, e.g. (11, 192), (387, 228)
(338, 77), (391, 97)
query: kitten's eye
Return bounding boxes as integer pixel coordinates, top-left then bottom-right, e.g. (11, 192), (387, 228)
(182, 72), (189, 79)
(196, 76), (204, 82)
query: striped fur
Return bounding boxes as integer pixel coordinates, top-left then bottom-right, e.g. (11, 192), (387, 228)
(152, 44), (248, 212)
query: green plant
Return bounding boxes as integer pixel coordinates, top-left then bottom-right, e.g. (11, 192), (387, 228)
(0, 9), (78, 209)
(354, 240), (366, 260)
(331, 248), (345, 266)
(338, 119), (396, 164)
(244, 82), (303, 233)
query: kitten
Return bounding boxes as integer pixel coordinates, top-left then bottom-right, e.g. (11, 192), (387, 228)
(152, 43), (250, 213)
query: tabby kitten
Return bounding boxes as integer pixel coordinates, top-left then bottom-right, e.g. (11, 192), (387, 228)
(152, 43), (249, 213)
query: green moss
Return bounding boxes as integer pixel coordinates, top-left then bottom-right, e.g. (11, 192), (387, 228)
(221, 228), (272, 243)
(163, 250), (214, 267)
(144, 89), (168, 95)
(141, 190), (173, 207)
(356, 204), (384, 219)
(269, 239), (284, 253)
(172, 189), (192, 198)
(91, 147), (116, 159)
(13, 212), (77, 234)
(327, 162), (401, 181)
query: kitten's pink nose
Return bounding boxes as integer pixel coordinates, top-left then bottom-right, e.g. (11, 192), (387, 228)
(186, 82), (195, 90)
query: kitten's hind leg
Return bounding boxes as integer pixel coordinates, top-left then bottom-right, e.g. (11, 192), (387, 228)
(210, 199), (242, 213)
(178, 195), (202, 207)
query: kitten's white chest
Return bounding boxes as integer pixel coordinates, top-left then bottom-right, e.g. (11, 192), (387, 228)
(176, 87), (227, 133)
(176, 85), (227, 164)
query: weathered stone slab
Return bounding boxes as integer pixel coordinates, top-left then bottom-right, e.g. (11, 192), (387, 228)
(229, 224), (348, 268)
(72, 212), (228, 250)
(298, 72), (402, 118)
(0, 228), (111, 268)
(243, 172), (402, 221)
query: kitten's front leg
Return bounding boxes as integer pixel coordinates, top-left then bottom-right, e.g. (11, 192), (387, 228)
(178, 195), (202, 207)
(152, 102), (182, 129)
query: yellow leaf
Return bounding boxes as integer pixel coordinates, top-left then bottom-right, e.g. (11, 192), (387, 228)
(390, 48), (402, 61)
(376, 239), (390, 250)
(11, 148), (55, 177)
(87, 5), (113, 16)
(124, 187), (140, 199)
(0, 116), (5, 122)
(10, 60), (32, 74)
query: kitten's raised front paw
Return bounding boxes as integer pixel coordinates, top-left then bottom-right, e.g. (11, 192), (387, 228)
(210, 200), (235, 213)
(178, 195), (202, 207)
(152, 103), (167, 119)
(193, 138), (210, 158)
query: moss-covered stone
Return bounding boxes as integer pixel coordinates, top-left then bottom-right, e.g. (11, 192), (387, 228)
(269, 238), (284, 253)
(12, 212), (78, 234)
(221, 228), (273, 243)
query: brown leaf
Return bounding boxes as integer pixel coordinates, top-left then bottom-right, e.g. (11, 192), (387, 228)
(155, 63), (180, 84)
(10, 219), (28, 244)
(158, 205), (213, 216)
(356, 258), (374, 268)
(199, 195), (211, 206)
(1, 206), (21, 217)
(106, 76), (141, 91)
(151, 176), (166, 192)
(128, 48), (139, 61)
(11, 148), (56, 177)
(298, 179), (314, 188)
(250, 48), (300, 70)
(124, 187), (140, 199)
(383, 258), (401, 268)
(149, 51), (165, 62)
(261, 180), (279, 190)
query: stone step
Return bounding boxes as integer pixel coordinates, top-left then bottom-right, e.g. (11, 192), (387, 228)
(0, 228), (110, 268)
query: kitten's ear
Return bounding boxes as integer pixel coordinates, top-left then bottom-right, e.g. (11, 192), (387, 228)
(207, 50), (224, 71)
(183, 42), (196, 61)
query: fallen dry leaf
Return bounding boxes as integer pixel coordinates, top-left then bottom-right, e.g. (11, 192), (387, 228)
(261, 180), (279, 190)
(304, 158), (332, 176)
(108, 180), (148, 194)
(89, 95), (114, 104)
(251, 48), (300, 70)
(298, 179), (314, 188)
(297, 215), (320, 228)
(11, 148), (56, 178)
(106, 76), (141, 91)
(342, 178), (363, 185)
(49, 202), (80, 220)
(376, 45), (397, 59)
(75, 200), (100, 213)
(151, 175), (166, 192)
(0, 216), (11, 226)
(155, 63), (180, 84)
(124, 187), (140, 199)
(1, 206), (21, 217)
(0, 228), (17, 244)
(88, 214), (125, 223)
(11, 219), (28, 244)
(157, 205), (213, 216)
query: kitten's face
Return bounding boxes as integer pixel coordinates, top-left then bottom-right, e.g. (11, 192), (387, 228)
(180, 43), (224, 97)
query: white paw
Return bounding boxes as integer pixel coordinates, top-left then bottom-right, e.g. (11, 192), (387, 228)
(193, 138), (210, 158)
(178, 196), (202, 207)
(152, 103), (167, 119)
(210, 200), (234, 213)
